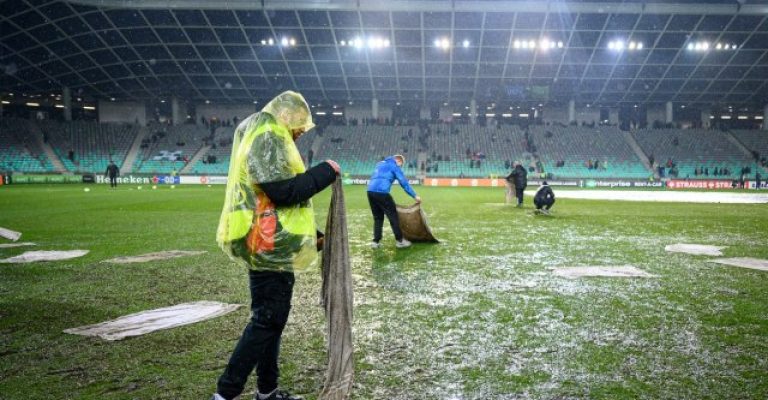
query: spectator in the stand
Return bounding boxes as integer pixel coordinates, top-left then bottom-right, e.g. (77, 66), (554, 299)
(739, 171), (746, 189)
(756, 171), (762, 190)
(68, 149), (75, 162)
(705, 167), (709, 176)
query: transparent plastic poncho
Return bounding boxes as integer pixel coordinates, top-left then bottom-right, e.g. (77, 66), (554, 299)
(217, 91), (318, 272)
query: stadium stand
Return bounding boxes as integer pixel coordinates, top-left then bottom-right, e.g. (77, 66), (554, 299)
(531, 125), (650, 179)
(632, 129), (754, 179)
(133, 123), (209, 174)
(0, 118), (54, 173)
(187, 126), (234, 175)
(37, 120), (138, 174)
(2, 117), (765, 181)
(730, 130), (768, 170)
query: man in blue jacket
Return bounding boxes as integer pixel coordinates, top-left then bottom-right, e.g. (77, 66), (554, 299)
(367, 155), (421, 248)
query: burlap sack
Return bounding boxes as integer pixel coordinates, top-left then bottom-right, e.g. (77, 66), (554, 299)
(396, 203), (439, 243)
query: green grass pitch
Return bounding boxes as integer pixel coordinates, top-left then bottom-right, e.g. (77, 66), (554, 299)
(1, 184), (767, 399)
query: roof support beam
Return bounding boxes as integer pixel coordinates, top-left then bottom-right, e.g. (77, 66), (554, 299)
(71, 0), (768, 16)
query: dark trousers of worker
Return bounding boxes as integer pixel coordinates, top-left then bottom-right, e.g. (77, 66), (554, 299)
(217, 270), (295, 400)
(367, 191), (403, 242)
(535, 197), (555, 210)
(109, 176), (117, 187)
(515, 187), (525, 205)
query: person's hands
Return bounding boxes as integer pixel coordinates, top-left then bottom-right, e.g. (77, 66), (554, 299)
(415, 196), (422, 204)
(326, 159), (341, 174)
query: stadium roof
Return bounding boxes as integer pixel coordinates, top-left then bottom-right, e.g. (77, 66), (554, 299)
(2, 0), (768, 108)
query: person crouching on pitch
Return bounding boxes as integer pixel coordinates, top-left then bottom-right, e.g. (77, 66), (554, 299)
(533, 181), (555, 215)
(367, 155), (421, 249)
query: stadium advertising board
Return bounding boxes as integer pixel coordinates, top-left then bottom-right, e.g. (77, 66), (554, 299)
(667, 180), (734, 189)
(95, 175), (180, 185)
(179, 176), (228, 185)
(528, 179), (582, 187)
(583, 180), (664, 188)
(96, 174), (153, 185)
(154, 176), (181, 185)
(343, 178), (420, 186)
(747, 181), (766, 189)
(427, 178), (581, 187)
(10, 174), (81, 184)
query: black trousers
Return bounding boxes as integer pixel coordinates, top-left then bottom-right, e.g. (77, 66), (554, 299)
(367, 191), (403, 242)
(109, 176), (117, 187)
(515, 187), (525, 205)
(534, 197), (555, 210)
(217, 270), (295, 399)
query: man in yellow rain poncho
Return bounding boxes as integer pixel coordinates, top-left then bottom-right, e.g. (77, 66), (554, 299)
(213, 91), (340, 400)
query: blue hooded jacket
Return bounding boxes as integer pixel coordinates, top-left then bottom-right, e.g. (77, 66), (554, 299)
(367, 156), (417, 198)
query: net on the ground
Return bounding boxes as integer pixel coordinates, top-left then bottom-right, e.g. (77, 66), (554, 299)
(396, 203), (439, 243)
(319, 180), (354, 400)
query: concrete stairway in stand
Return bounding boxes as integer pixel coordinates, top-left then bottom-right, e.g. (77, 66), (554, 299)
(121, 126), (147, 175)
(180, 145), (212, 174)
(27, 120), (67, 173)
(624, 131), (658, 179)
(724, 130), (766, 171)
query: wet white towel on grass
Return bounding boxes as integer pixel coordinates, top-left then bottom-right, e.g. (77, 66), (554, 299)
(0, 250), (88, 263)
(0, 227), (22, 241)
(709, 258), (768, 272)
(665, 244), (725, 256)
(0, 242), (36, 249)
(64, 301), (241, 341)
(102, 250), (207, 264)
(552, 266), (656, 279)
